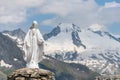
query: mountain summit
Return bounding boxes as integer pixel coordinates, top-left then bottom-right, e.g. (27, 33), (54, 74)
(44, 23), (86, 55)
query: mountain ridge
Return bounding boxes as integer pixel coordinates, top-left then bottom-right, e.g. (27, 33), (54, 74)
(1, 23), (120, 75)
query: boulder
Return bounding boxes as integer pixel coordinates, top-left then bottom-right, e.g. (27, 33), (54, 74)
(7, 68), (55, 80)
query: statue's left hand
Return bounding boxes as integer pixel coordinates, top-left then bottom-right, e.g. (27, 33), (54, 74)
(43, 52), (45, 55)
(38, 41), (44, 45)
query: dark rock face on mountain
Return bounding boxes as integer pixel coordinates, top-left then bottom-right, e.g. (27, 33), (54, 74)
(0, 32), (25, 69)
(71, 31), (86, 48)
(2, 28), (25, 41)
(71, 31), (81, 47)
(89, 28), (120, 43)
(43, 26), (61, 40)
(119, 38), (120, 41)
(104, 32), (120, 42)
(43, 23), (85, 48)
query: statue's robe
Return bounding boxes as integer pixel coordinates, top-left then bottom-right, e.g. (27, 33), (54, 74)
(23, 28), (44, 68)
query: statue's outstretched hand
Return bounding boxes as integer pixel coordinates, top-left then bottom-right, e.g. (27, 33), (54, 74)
(38, 41), (44, 45)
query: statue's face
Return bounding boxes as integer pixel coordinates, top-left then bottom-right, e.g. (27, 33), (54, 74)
(32, 23), (37, 28)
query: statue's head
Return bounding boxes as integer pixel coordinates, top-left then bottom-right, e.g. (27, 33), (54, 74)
(30, 21), (38, 29)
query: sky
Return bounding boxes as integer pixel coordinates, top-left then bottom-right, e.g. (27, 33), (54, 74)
(0, 0), (120, 35)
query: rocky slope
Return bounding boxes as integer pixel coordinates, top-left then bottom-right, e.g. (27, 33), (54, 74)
(0, 57), (98, 80)
(2, 28), (25, 49)
(0, 32), (25, 69)
(39, 56), (98, 80)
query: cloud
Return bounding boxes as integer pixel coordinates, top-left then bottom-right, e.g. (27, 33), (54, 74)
(40, 0), (99, 27)
(40, 0), (85, 16)
(0, 0), (120, 32)
(0, 11), (26, 24)
(41, 18), (57, 26)
(40, 0), (120, 29)
(0, 0), (46, 31)
(98, 1), (120, 25)
(0, 0), (45, 24)
(104, 1), (120, 8)
(89, 24), (105, 31)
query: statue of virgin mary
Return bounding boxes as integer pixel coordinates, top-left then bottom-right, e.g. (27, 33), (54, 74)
(23, 21), (44, 68)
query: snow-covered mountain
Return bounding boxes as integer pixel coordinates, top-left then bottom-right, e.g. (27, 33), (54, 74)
(2, 28), (25, 49)
(2, 23), (120, 75)
(44, 23), (120, 54)
(43, 23), (120, 75)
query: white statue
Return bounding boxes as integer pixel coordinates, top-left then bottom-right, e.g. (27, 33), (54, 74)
(23, 21), (44, 68)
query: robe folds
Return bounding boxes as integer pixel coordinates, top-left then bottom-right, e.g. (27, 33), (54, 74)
(23, 28), (44, 68)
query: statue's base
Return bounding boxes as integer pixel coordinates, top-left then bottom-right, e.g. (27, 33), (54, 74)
(7, 68), (55, 80)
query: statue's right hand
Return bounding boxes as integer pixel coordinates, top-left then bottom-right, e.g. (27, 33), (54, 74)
(26, 44), (30, 48)
(24, 56), (27, 61)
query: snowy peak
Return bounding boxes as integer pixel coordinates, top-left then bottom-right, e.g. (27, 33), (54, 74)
(58, 23), (81, 33)
(43, 23), (81, 40)
(104, 32), (120, 42)
(43, 23), (85, 48)
(58, 23), (84, 47)
(2, 28), (25, 41)
(88, 24), (120, 43)
(2, 28), (26, 49)
(88, 24), (104, 32)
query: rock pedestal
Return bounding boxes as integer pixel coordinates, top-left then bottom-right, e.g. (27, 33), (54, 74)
(7, 68), (55, 80)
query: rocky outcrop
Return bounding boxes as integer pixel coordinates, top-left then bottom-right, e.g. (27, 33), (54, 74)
(96, 75), (120, 80)
(7, 68), (55, 80)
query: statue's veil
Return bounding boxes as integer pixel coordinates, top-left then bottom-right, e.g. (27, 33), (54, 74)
(30, 21), (38, 29)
